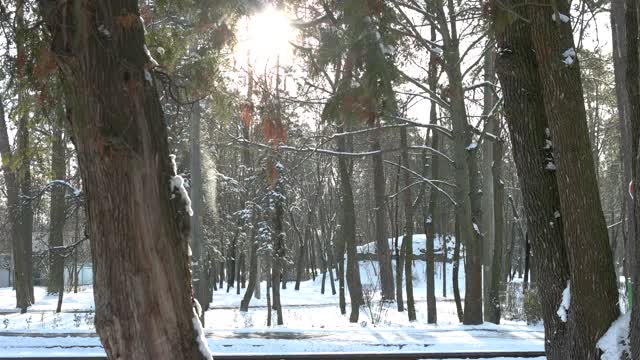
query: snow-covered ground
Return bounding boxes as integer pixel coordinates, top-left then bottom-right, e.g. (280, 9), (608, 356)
(0, 235), (545, 358)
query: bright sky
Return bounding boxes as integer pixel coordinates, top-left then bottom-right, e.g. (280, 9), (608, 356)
(233, 5), (296, 75)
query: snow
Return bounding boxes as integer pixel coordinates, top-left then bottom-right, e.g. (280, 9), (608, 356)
(545, 162), (557, 171)
(143, 45), (159, 67)
(466, 141), (478, 151)
(597, 312), (630, 360)
(562, 48), (576, 66)
(192, 309), (213, 360)
(356, 234), (458, 257)
(170, 174), (194, 216)
(97, 24), (111, 37)
(0, 235), (546, 358)
(169, 154), (194, 216)
(556, 281), (570, 322)
(552, 13), (570, 23)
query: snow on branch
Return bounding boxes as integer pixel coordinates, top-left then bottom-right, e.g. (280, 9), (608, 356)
(383, 159), (457, 206)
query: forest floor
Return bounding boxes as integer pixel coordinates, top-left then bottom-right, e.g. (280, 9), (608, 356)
(0, 235), (545, 358)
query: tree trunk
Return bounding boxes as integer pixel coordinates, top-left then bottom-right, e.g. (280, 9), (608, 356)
(622, 1), (640, 357)
(493, 4), (570, 357)
(47, 117), (67, 296)
(240, 221), (258, 312)
(0, 97), (23, 309)
(486, 137), (504, 324)
(453, 219), (463, 323)
(369, 119), (395, 301)
(528, 2), (621, 358)
(15, 112), (34, 312)
(438, 0), (483, 323)
(190, 102), (208, 323)
(337, 126), (362, 323)
(39, 1), (211, 358)
(392, 160), (404, 312)
(424, 26), (438, 323)
(481, 39), (498, 323)
(400, 127), (416, 321)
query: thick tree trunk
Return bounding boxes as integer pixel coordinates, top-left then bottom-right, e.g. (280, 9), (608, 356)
(369, 120), (395, 301)
(528, 2), (621, 358)
(15, 113), (34, 312)
(40, 2), (210, 358)
(622, 1), (640, 357)
(47, 121), (67, 296)
(492, 3), (570, 357)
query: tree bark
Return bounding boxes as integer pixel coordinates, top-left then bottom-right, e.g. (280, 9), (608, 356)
(0, 97), (24, 309)
(190, 102), (208, 323)
(39, 1), (210, 358)
(481, 39), (498, 322)
(622, 1), (640, 357)
(393, 161), (405, 312)
(486, 137), (504, 324)
(528, 2), (621, 358)
(435, 0), (483, 324)
(369, 119), (395, 301)
(337, 126), (363, 322)
(400, 127), (416, 321)
(492, 3), (571, 356)
(424, 25), (439, 324)
(47, 116), (67, 296)
(452, 219), (463, 323)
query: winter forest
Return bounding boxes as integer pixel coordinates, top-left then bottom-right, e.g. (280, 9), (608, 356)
(0, 0), (638, 359)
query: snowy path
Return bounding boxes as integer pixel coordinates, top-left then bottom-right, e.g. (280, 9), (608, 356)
(0, 327), (544, 357)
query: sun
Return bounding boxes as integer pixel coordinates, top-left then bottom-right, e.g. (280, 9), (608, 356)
(234, 5), (295, 72)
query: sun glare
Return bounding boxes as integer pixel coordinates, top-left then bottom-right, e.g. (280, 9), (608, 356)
(234, 6), (295, 72)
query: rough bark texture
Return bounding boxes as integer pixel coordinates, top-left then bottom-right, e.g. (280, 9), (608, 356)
(528, 2), (621, 358)
(47, 121), (66, 295)
(493, 2), (571, 356)
(39, 1), (209, 358)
